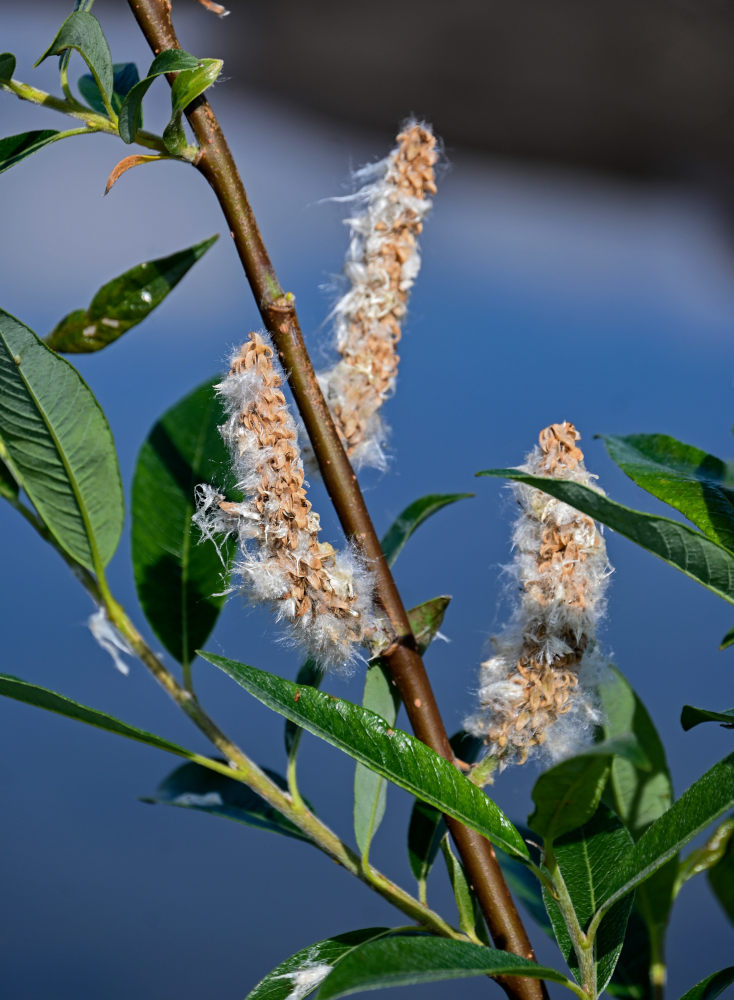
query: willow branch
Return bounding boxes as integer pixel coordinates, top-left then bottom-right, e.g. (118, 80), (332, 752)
(126, 4), (546, 997)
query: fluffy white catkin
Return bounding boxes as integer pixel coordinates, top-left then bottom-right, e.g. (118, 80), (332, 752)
(465, 422), (612, 769)
(317, 122), (438, 471)
(194, 332), (389, 672)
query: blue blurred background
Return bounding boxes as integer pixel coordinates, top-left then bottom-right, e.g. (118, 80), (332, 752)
(1, 2), (733, 998)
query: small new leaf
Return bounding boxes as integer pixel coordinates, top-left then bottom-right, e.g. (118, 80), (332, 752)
(36, 11), (114, 111)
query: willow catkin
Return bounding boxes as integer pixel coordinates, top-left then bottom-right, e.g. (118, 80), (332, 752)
(317, 122), (438, 471)
(465, 422), (612, 768)
(195, 332), (389, 671)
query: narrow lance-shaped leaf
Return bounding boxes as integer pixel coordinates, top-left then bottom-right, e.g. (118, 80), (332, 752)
(132, 376), (236, 666)
(440, 837), (480, 938)
(529, 736), (649, 842)
(0, 309), (123, 571)
(675, 818), (734, 893)
(143, 761), (310, 843)
(118, 50), (210, 144)
(678, 968), (734, 1000)
(595, 752), (734, 919)
(479, 468), (734, 606)
(244, 929), (393, 1000)
(199, 652), (530, 861)
(35, 11), (113, 110)
(681, 705), (734, 732)
(602, 434), (734, 552)
(0, 674), (227, 775)
(601, 667), (676, 984)
(317, 937), (573, 1000)
(707, 819), (734, 925)
(0, 131), (71, 176)
(46, 236), (218, 353)
(354, 596), (450, 858)
(380, 493), (474, 568)
(543, 805), (634, 995)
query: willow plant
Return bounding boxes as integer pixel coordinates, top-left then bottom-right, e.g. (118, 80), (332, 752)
(1, 4), (734, 1000)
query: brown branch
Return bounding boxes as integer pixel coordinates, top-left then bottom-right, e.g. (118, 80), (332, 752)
(126, 4), (547, 997)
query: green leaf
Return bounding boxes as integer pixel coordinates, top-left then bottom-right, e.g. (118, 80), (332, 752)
(353, 596), (451, 857)
(245, 929), (393, 1000)
(380, 493), (474, 568)
(131, 377), (234, 666)
(0, 130), (67, 175)
(543, 805), (634, 994)
(36, 11), (113, 110)
(439, 837), (480, 937)
(0, 674), (221, 770)
(170, 58), (222, 115)
(707, 820), (734, 924)
(407, 731), (483, 885)
(354, 660), (400, 857)
(681, 705), (734, 732)
(143, 760), (310, 842)
(46, 236), (217, 353)
(478, 469), (734, 606)
(0, 52), (16, 81)
(602, 434), (734, 552)
(317, 937), (572, 1000)
(596, 752), (734, 918)
(199, 653), (530, 861)
(601, 668), (676, 970)
(720, 625), (734, 650)
(0, 309), (123, 571)
(117, 49), (207, 144)
(529, 736), (648, 841)
(78, 61), (139, 116)
(678, 968), (734, 1000)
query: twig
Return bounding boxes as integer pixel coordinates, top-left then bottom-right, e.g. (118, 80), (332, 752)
(125, 4), (546, 997)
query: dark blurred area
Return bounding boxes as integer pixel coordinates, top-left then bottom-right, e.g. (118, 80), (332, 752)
(200, 0), (734, 194)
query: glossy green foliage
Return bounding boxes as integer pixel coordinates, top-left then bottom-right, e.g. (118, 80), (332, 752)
(118, 49), (220, 145)
(317, 937), (572, 1000)
(163, 58), (222, 153)
(380, 493), (473, 568)
(0, 674), (211, 766)
(481, 467), (734, 609)
(200, 653), (530, 860)
(598, 752), (734, 916)
(0, 130), (65, 175)
(439, 837), (482, 937)
(681, 705), (734, 732)
(529, 736), (648, 842)
(0, 309), (123, 571)
(245, 929), (392, 1000)
(0, 52), (16, 81)
(78, 61), (139, 116)
(354, 596), (450, 857)
(543, 805), (634, 994)
(144, 761), (309, 842)
(36, 12), (113, 110)
(602, 434), (734, 552)
(46, 236), (217, 353)
(131, 377), (234, 666)
(678, 968), (734, 1000)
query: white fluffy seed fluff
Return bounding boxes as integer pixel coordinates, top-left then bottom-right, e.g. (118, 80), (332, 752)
(465, 422), (612, 769)
(317, 122), (438, 471)
(194, 331), (389, 672)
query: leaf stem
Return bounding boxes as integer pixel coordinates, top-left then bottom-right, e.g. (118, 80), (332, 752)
(124, 5), (546, 996)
